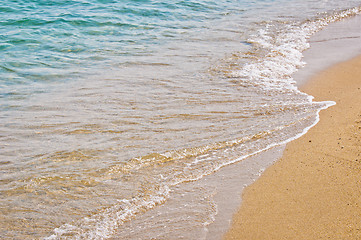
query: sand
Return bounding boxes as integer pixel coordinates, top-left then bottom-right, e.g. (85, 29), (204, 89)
(223, 55), (361, 239)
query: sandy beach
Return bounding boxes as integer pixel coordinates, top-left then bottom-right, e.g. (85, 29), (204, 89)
(224, 54), (361, 239)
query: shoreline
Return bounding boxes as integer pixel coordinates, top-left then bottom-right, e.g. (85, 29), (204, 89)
(203, 15), (361, 239)
(224, 53), (361, 239)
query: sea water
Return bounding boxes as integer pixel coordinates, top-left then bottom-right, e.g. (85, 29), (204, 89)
(1, 0), (360, 239)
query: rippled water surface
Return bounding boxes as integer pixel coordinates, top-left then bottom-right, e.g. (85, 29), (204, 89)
(1, 0), (361, 239)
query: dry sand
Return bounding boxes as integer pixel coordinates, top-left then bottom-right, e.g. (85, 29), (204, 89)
(224, 55), (361, 239)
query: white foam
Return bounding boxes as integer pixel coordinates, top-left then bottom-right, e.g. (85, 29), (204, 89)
(233, 7), (361, 92)
(45, 185), (171, 240)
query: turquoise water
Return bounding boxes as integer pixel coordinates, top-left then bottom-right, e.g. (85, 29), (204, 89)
(1, 0), (361, 239)
(1, 0), (245, 102)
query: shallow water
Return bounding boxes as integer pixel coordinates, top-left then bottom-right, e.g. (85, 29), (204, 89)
(1, 0), (361, 239)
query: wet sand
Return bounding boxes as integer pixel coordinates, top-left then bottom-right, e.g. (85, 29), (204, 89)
(224, 55), (361, 239)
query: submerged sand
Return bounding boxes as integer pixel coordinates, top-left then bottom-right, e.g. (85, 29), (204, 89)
(224, 55), (361, 239)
